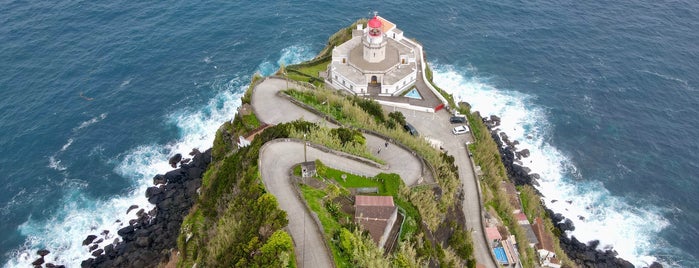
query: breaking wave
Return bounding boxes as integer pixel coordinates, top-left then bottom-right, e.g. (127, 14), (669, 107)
(4, 45), (310, 267)
(431, 63), (670, 266)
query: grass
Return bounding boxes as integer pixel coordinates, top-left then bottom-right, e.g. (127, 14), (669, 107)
(292, 60), (330, 78)
(299, 184), (352, 267)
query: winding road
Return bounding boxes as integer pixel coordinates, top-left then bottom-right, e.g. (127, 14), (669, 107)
(252, 77), (496, 267)
(253, 77), (424, 267)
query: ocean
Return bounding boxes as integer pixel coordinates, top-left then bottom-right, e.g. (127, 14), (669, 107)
(1, 1), (697, 267)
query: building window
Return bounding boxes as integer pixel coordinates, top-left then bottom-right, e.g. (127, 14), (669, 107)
(342, 80), (345, 86)
(342, 58), (346, 64)
(350, 85), (354, 90)
(402, 59), (405, 64)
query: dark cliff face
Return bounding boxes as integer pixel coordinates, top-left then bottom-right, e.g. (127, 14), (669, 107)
(80, 149), (212, 268)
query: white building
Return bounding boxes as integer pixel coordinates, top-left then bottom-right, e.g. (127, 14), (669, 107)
(328, 15), (419, 96)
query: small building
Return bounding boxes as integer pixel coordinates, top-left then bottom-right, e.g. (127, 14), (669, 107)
(520, 222), (540, 248)
(354, 195), (398, 249)
(300, 161), (316, 178)
(328, 15), (418, 96)
(485, 226), (502, 246)
(514, 212), (529, 225)
(532, 217), (562, 268)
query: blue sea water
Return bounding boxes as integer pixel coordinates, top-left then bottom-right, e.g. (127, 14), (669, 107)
(0, 1), (697, 267)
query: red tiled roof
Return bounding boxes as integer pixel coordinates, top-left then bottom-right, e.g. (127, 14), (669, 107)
(532, 217), (555, 252)
(486, 226), (502, 241)
(355, 195), (397, 246)
(515, 212), (528, 222)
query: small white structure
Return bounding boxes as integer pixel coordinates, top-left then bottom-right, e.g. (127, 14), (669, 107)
(300, 161), (317, 178)
(328, 14), (418, 96)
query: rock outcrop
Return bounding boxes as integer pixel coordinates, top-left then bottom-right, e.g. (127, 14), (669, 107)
(80, 148), (212, 268)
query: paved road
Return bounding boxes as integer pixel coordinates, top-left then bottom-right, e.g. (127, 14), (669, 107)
(252, 77), (423, 267)
(387, 106), (498, 268)
(260, 142), (382, 268)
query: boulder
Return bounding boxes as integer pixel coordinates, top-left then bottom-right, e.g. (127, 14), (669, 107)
(88, 244), (98, 252)
(126, 205), (139, 214)
(518, 149), (530, 158)
(163, 169), (185, 183)
(117, 226), (134, 236)
(168, 153), (182, 168)
(82, 234), (97, 245)
(145, 186), (163, 199)
(31, 258), (44, 266)
(37, 249), (50, 257)
(152, 174), (166, 185)
(104, 244), (115, 257)
(80, 258), (94, 268)
(91, 248), (104, 257)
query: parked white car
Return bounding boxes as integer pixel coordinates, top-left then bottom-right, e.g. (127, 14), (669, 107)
(452, 125), (470, 135)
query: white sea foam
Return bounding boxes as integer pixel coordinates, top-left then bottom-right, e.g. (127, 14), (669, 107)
(5, 45), (310, 267)
(47, 156), (67, 171)
(431, 63), (669, 266)
(74, 113), (108, 132)
(257, 44), (315, 76)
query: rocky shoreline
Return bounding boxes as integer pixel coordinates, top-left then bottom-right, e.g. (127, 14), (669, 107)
(79, 149), (211, 268)
(482, 113), (661, 268)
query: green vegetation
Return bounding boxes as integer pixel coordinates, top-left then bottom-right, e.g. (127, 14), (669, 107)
(283, 86), (461, 231)
(287, 124), (384, 164)
(519, 185), (574, 266)
(284, 85), (474, 266)
(282, 19), (367, 87)
(178, 121), (317, 267)
(301, 162), (431, 267)
(458, 104), (574, 267)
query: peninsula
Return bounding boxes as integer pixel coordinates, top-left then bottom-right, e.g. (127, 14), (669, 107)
(76, 15), (649, 268)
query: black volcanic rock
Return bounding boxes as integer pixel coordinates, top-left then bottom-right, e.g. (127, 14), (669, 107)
(82, 235), (97, 246)
(483, 118), (639, 267)
(168, 154), (182, 168)
(126, 205), (139, 214)
(117, 226), (134, 236)
(31, 258), (44, 266)
(37, 249), (50, 257)
(92, 249), (104, 257)
(81, 148), (213, 268)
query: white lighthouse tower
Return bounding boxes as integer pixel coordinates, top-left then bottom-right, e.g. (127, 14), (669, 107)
(362, 14), (386, 63)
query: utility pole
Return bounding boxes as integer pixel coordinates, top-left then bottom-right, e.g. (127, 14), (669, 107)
(303, 133), (307, 162)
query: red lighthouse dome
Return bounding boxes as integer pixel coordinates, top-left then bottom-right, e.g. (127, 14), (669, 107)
(367, 15), (382, 37)
(368, 15), (382, 29)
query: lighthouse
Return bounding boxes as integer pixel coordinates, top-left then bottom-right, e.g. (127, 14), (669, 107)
(362, 15), (387, 63)
(328, 14), (418, 96)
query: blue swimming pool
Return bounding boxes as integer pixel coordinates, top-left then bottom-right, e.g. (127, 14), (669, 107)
(404, 88), (422, 99)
